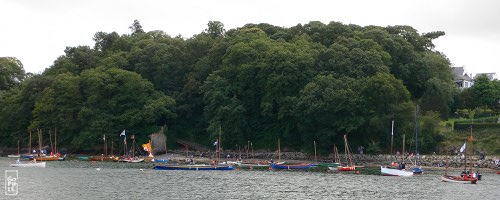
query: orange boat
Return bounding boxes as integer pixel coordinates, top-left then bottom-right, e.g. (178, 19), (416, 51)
(338, 166), (356, 171)
(89, 155), (115, 161)
(337, 134), (356, 171)
(35, 155), (60, 161)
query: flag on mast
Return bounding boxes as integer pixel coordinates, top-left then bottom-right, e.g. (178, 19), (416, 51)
(459, 142), (466, 153)
(120, 130), (126, 144)
(468, 126), (473, 141)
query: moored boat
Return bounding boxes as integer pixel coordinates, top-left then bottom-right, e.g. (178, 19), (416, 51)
(271, 163), (311, 170)
(441, 175), (477, 184)
(153, 164), (234, 171)
(35, 155), (60, 161)
(89, 155), (115, 162)
(10, 160), (46, 168)
(380, 166), (413, 176)
(337, 166), (356, 171)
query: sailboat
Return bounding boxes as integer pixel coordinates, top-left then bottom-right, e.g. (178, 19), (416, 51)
(441, 139), (477, 184)
(271, 139), (311, 170)
(34, 128), (61, 161)
(409, 105), (424, 174)
(154, 126), (234, 171)
(11, 130), (46, 168)
(327, 145), (341, 170)
(381, 121), (413, 176)
(90, 134), (115, 161)
(337, 134), (356, 171)
(7, 139), (21, 158)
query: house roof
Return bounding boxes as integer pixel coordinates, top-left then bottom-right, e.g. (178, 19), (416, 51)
(453, 67), (473, 82)
(474, 73), (498, 80)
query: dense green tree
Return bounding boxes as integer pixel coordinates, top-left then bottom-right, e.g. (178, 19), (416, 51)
(129, 20), (145, 36)
(0, 57), (25, 91)
(0, 20), (459, 153)
(471, 75), (500, 109)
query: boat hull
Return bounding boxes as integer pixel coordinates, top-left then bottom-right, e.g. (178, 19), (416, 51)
(411, 166), (424, 174)
(271, 163), (311, 169)
(441, 175), (477, 184)
(381, 166), (413, 176)
(318, 163), (339, 167)
(35, 156), (60, 161)
(89, 156), (115, 161)
(10, 162), (46, 168)
(337, 166), (356, 171)
(8, 154), (20, 158)
(154, 165), (234, 171)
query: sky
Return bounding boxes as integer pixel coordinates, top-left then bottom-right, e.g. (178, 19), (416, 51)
(1, 0), (499, 77)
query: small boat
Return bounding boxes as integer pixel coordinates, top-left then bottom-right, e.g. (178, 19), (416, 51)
(89, 155), (115, 162)
(411, 166), (424, 174)
(441, 175), (477, 184)
(10, 160), (46, 168)
(153, 164), (234, 171)
(380, 166), (413, 176)
(337, 134), (356, 171)
(78, 156), (90, 161)
(8, 139), (21, 158)
(271, 163), (311, 170)
(35, 155), (60, 161)
(153, 158), (169, 163)
(337, 166), (356, 171)
(496, 171), (500, 174)
(318, 163), (339, 167)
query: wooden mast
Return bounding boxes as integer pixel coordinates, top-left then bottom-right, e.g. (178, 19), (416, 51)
(314, 141), (317, 163)
(37, 128), (42, 158)
(402, 134), (406, 162)
(344, 134), (353, 166)
(277, 139), (281, 163)
(445, 145), (449, 176)
(54, 128), (57, 154)
(217, 125), (222, 163)
(49, 129), (53, 154)
(17, 139), (20, 155)
(29, 130), (32, 154)
(104, 134), (107, 157)
(391, 120), (394, 157)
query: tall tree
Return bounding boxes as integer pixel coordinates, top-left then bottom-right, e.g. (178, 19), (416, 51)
(129, 19), (145, 36)
(0, 57), (25, 91)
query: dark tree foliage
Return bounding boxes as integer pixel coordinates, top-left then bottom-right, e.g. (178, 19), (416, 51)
(0, 20), (459, 154)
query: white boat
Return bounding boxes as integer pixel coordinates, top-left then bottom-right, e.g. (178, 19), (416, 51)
(380, 166), (413, 176)
(8, 154), (20, 158)
(328, 166), (338, 171)
(10, 161), (46, 168)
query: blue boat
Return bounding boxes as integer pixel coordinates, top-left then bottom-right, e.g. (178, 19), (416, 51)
(271, 163), (311, 169)
(153, 158), (169, 163)
(153, 164), (234, 171)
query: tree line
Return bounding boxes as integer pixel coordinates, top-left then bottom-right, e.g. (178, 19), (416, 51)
(1, 20), (498, 154)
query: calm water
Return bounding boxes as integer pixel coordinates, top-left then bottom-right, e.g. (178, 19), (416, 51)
(1, 157), (499, 200)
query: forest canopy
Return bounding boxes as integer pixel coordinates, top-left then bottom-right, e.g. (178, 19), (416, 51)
(1, 20), (479, 154)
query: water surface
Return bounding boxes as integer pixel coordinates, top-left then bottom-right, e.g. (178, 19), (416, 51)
(1, 158), (498, 199)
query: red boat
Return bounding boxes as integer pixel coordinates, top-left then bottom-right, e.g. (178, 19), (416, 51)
(337, 134), (356, 172)
(496, 171), (500, 174)
(441, 175), (477, 184)
(338, 166), (356, 171)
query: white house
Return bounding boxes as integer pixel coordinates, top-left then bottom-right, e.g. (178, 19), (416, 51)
(473, 72), (498, 81)
(452, 67), (474, 89)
